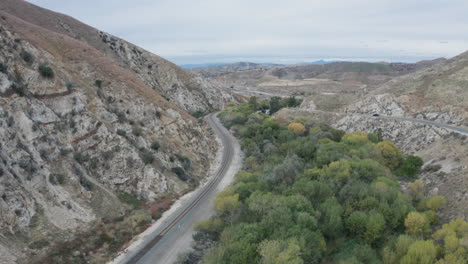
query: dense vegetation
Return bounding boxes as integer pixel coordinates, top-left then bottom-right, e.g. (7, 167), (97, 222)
(184, 98), (467, 264)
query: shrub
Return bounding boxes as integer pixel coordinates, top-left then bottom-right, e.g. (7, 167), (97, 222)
(20, 51), (33, 63)
(116, 129), (126, 137)
(176, 154), (191, 170)
(116, 111), (126, 123)
(132, 127), (143, 137)
(38, 64), (54, 78)
(49, 173), (66, 185)
(74, 152), (90, 164)
(79, 176), (93, 191)
(11, 83), (25, 97)
(191, 111), (205, 118)
(423, 164), (441, 172)
(117, 192), (140, 208)
(0, 63), (7, 73)
(151, 141), (161, 150)
(139, 149), (154, 164)
(95, 80), (103, 88)
(7, 116), (14, 127)
(172, 167), (187, 181)
(397, 155), (423, 178)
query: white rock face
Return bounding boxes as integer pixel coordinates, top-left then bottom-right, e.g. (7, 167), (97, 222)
(344, 93), (405, 116)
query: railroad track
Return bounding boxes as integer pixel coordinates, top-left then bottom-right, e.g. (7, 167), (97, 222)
(126, 113), (234, 263)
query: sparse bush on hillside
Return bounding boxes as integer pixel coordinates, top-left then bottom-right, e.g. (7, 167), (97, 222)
(95, 79), (103, 88)
(79, 176), (93, 191)
(151, 141), (161, 150)
(0, 63), (7, 73)
(191, 111), (205, 119)
(139, 149), (155, 164)
(176, 154), (191, 170)
(74, 152), (90, 164)
(49, 173), (66, 185)
(172, 167), (187, 181)
(117, 192), (140, 208)
(20, 51), (33, 63)
(423, 164), (441, 172)
(7, 116), (14, 127)
(38, 63), (54, 78)
(132, 127), (143, 137)
(11, 83), (25, 97)
(116, 129), (126, 137)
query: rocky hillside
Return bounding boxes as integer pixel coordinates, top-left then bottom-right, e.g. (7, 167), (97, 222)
(334, 50), (468, 224)
(0, 2), (230, 263)
(0, 0), (234, 113)
(344, 51), (468, 126)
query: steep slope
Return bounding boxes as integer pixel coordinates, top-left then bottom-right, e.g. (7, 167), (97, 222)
(0, 0), (234, 113)
(0, 3), (225, 263)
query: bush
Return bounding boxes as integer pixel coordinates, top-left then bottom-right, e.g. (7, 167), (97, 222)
(397, 155), (423, 178)
(117, 192), (140, 208)
(11, 83), (25, 97)
(38, 64), (54, 78)
(132, 127), (143, 137)
(74, 152), (90, 164)
(116, 129), (126, 137)
(20, 51), (33, 63)
(176, 154), (191, 170)
(139, 149), (155, 164)
(151, 141), (161, 150)
(423, 164), (441, 172)
(172, 167), (187, 181)
(49, 173), (66, 185)
(191, 111), (205, 118)
(0, 63), (7, 73)
(95, 80), (103, 88)
(79, 176), (93, 191)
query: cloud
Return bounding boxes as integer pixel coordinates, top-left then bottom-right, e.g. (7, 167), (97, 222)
(28, 0), (468, 64)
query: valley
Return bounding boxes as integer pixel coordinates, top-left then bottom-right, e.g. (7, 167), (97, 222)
(0, 1), (466, 264)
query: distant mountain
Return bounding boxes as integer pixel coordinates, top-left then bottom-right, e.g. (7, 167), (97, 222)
(299, 60), (341, 65)
(181, 62), (231, 69)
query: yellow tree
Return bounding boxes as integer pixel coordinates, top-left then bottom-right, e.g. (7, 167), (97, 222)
(376, 139), (403, 170)
(288, 122), (305, 136)
(404, 212), (427, 235)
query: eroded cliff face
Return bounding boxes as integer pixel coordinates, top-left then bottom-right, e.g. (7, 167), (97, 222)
(96, 31), (234, 113)
(0, 9), (218, 262)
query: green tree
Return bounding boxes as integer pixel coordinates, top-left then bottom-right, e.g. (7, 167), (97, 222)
(269, 97), (282, 114)
(397, 155), (423, 178)
(376, 140), (403, 170)
(404, 212), (427, 235)
(400, 240), (437, 264)
(258, 239), (303, 264)
(364, 211), (386, 244)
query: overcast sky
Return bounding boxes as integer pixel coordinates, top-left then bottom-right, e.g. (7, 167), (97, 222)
(28, 0), (468, 65)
